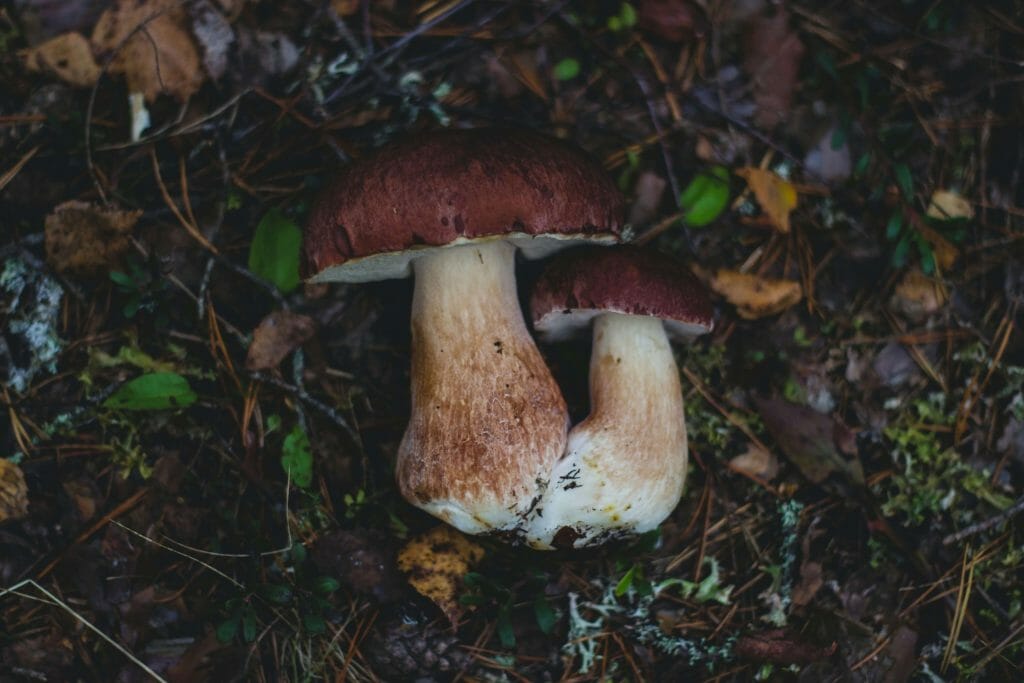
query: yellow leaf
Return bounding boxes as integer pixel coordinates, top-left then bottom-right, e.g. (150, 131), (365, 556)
(91, 0), (204, 102)
(397, 526), (485, 625)
(21, 33), (100, 88)
(709, 269), (802, 319)
(736, 168), (798, 233)
(915, 222), (959, 271)
(0, 459), (29, 523)
(926, 190), (973, 221)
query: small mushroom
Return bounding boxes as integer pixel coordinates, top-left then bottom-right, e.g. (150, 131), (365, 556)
(526, 246), (713, 549)
(303, 128), (623, 535)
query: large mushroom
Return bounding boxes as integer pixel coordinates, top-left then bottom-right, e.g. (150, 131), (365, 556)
(526, 246), (713, 549)
(303, 128), (623, 535)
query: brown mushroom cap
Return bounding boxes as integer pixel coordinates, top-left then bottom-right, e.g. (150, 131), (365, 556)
(303, 128), (624, 283)
(531, 246), (714, 341)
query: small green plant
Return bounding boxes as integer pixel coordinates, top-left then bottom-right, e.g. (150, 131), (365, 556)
(606, 2), (637, 32)
(281, 423), (313, 488)
(553, 57), (580, 81)
(342, 488), (366, 519)
(880, 393), (1012, 525)
(217, 543), (341, 644)
(110, 257), (165, 318)
(460, 571), (557, 649)
(679, 166), (730, 227)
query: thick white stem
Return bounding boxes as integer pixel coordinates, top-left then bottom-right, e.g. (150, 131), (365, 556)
(397, 241), (569, 534)
(527, 312), (687, 548)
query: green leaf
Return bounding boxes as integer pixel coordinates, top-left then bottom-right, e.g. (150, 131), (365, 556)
(248, 208), (302, 293)
(885, 212), (904, 240)
(314, 577), (340, 595)
(216, 617), (239, 643)
(282, 424), (313, 488)
(261, 584), (292, 604)
(614, 564), (638, 597)
(103, 372), (197, 411)
(290, 542), (307, 564)
(496, 608), (516, 648)
(679, 166), (730, 227)
(553, 58), (580, 81)
(854, 152), (871, 177)
(893, 163), (914, 199)
(241, 608), (257, 642)
(533, 597), (557, 634)
(303, 612), (327, 634)
(109, 270), (136, 289)
(892, 233), (912, 267)
(619, 3), (637, 27)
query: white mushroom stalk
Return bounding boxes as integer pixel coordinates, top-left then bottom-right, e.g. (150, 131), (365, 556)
(397, 240), (568, 535)
(527, 312), (687, 548)
(525, 245), (713, 549)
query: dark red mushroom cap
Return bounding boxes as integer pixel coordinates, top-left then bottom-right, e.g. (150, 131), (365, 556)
(531, 246), (714, 341)
(303, 128), (624, 282)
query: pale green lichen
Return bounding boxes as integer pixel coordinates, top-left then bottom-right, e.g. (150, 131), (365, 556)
(1, 258), (63, 393)
(564, 559), (739, 675)
(759, 499), (804, 627)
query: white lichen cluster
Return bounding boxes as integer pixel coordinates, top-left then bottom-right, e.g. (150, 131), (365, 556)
(1, 258), (63, 393)
(563, 559), (737, 674)
(759, 499), (805, 627)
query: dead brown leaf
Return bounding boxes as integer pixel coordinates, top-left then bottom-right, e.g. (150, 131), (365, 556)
(0, 458), (30, 523)
(891, 268), (947, 320)
(44, 200), (141, 275)
(736, 167), (798, 233)
(91, 0), (204, 102)
(729, 443), (779, 481)
(915, 222), (959, 271)
(754, 397), (864, 487)
(246, 311), (317, 371)
(21, 32), (100, 88)
(330, 0), (360, 15)
(743, 8), (805, 129)
(791, 560), (823, 606)
(637, 0), (701, 43)
(397, 525), (485, 625)
(709, 269), (802, 319)
(627, 171), (667, 227)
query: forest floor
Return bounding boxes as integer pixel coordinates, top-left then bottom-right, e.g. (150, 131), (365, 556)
(2, 1), (1024, 681)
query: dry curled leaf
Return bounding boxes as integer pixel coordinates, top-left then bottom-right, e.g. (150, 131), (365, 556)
(0, 458), (30, 523)
(246, 310), (317, 371)
(891, 268), (947, 320)
(915, 221), (959, 271)
(397, 525), (485, 625)
(44, 200), (141, 274)
(330, 0), (360, 16)
(637, 0), (701, 43)
(926, 189), (973, 221)
(729, 443), (779, 482)
(709, 269), (802, 319)
(20, 32), (100, 88)
(736, 167), (798, 233)
(91, 0), (204, 102)
(754, 397), (864, 488)
(743, 8), (804, 129)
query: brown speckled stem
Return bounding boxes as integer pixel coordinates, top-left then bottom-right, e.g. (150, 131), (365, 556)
(397, 240), (569, 534)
